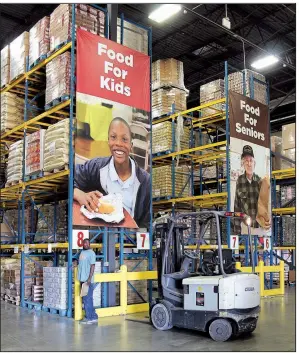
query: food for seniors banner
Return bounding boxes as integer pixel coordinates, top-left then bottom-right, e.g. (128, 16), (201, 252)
(229, 92), (271, 236)
(73, 29), (151, 231)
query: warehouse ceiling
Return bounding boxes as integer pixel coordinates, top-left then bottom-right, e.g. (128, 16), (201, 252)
(0, 3), (296, 122)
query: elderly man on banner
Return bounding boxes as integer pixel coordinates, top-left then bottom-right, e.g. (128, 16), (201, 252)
(233, 145), (271, 238)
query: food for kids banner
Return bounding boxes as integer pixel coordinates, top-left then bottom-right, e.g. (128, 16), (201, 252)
(229, 92), (271, 237)
(73, 28), (151, 234)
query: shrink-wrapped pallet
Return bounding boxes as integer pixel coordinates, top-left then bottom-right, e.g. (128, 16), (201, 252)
(228, 69), (267, 105)
(0, 143), (8, 187)
(1, 45), (10, 87)
(281, 148), (296, 170)
(152, 58), (186, 91)
(25, 130), (45, 176)
(49, 4), (105, 51)
(43, 118), (69, 172)
(43, 267), (68, 309)
(279, 216), (296, 246)
(200, 79), (225, 117)
(152, 165), (190, 199)
(152, 121), (189, 154)
(6, 140), (23, 186)
(10, 32), (29, 81)
(281, 184), (295, 207)
(29, 16), (50, 68)
(271, 136), (282, 171)
(45, 52), (71, 105)
(117, 18), (148, 54)
(1, 92), (24, 133)
(152, 87), (187, 118)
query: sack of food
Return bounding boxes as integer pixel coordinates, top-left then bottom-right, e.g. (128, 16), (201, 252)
(80, 193), (124, 223)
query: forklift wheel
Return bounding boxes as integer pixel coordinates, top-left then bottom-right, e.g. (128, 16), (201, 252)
(151, 302), (173, 331)
(209, 319), (232, 342)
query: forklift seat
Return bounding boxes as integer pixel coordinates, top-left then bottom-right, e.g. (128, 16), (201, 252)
(164, 257), (192, 281)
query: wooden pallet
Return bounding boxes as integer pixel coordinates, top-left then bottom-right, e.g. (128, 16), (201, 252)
(4, 295), (20, 306)
(44, 164), (69, 174)
(24, 171), (48, 181)
(45, 95), (70, 110)
(5, 179), (22, 187)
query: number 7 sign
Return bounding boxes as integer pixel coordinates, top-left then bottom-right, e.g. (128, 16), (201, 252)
(137, 232), (150, 250)
(230, 235), (239, 250)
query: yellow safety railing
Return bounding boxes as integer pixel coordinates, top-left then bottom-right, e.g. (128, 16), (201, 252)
(74, 266), (158, 320)
(235, 260), (285, 297)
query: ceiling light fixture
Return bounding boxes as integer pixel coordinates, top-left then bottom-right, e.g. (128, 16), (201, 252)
(251, 55), (279, 69)
(148, 4), (182, 23)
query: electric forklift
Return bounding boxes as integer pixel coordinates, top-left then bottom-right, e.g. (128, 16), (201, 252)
(150, 211), (260, 342)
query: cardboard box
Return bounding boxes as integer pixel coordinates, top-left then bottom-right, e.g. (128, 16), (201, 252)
(282, 123), (295, 150)
(289, 270), (296, 283)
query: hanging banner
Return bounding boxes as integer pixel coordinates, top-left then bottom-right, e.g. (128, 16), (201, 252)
(229, 91), (271, 237)
(73, 29), (151, 231)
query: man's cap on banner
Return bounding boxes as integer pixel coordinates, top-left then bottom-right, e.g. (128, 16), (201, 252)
(241, 145), (254, 158)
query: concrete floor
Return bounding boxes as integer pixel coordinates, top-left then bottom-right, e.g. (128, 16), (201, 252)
(1, 288), (295, 352)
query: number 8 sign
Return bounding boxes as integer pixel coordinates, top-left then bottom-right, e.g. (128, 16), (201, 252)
(72, 230), (89, 250)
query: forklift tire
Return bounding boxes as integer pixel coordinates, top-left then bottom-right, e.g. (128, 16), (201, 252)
(151, 302), (173, 331)
(209, 319), (233, 342)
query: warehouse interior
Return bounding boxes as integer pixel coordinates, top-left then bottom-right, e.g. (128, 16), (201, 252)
(0, 2), (296, 352)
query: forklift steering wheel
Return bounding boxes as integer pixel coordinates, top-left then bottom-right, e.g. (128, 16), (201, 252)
(184, 250), (200, 260)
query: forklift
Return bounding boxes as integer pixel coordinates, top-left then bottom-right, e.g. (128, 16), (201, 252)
(150, 211), (260, 342)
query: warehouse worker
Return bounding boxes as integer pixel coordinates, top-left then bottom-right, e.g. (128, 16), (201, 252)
(74, 238), (98, 324)
(74, 117), (150, 228)
(233, 145), (262, 234)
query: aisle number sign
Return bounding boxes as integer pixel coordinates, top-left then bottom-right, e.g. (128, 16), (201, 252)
(72, 230), (89, 250)
(264, 237), (271, 251)
(230, 235), (239, 250)
(137, 232), (150, 250)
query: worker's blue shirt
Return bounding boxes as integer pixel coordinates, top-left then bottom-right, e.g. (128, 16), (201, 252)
(78, 249), (96, 283)
(107, 157), (136, 216)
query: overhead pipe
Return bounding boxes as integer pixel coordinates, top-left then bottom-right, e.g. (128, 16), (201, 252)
(183, 5), (296, 71)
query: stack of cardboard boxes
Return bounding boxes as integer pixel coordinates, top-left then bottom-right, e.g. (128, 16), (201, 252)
(1, 92), (24, 133)
(152, 121), (190, 155)
(200, 79), (225, 117)
(45, 52), (71, 105)
(6, 140), (23, 186)
(49, 4), (105, 51)
(43, 267), (68, 309)
(281, 123), (295, 169)
(152, 58), (188, 118)
(9, 32), (29, 81)
(152, 165), (190, 199)
(117, 18), (148, 54)
(25, 130), (46, 177)
(29, 16), (50, 67)
(1, 45), (10, 87)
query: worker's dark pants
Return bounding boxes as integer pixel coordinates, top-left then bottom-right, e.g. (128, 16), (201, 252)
(81, 282), (98, 321)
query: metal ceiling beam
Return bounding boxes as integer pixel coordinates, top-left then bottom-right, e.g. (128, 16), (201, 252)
(0, 12), (27, 26)
(270, 88), (296, 113)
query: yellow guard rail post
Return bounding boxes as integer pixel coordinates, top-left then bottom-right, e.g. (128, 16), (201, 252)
(74, 265), (158, 320)
(235, 260), (285, 297)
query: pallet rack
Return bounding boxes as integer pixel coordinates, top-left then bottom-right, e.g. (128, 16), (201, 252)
(152, 61), (296, 288)
(0, 4), (154, 317)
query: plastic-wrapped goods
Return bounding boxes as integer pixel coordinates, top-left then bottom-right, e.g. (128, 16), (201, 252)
(29, 17), (50, 68)
(43, 267), (68, 309)
(10, 32), (29, 81)
(153, 165), (190, 199)
(152, 58), (186, 91)
(281, 148), (295, 170)
(152, 87), (187, 118)
(1, 45), (10, 87)
(35, 204), (54, 243)
(56, 200), (68, 242)
(280, 216), (296, 246)
(282, 123), (295, 150)
(45, 52), (71, 105)
(49, 4), (105, 51)
(1, 92), (24, 133)
(43, 118), (69, 172)
(0, 143), (8, 187)
(152, 121), (189, 155)
(228, 69), (267, 105)
(6, 140), (23, 186)
(200, 79), (225, 117)
(117, 18), (148, 54)
(271, 136), (282, 171)
(25, 130), (45, 176)
(281, 185), (295, 207)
